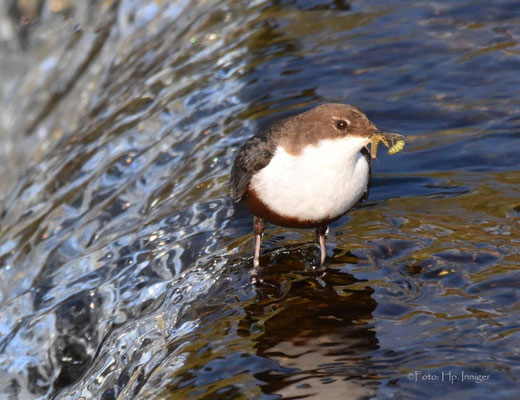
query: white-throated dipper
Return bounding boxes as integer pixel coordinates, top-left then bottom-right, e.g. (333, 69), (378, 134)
(230, 103), (404, 276)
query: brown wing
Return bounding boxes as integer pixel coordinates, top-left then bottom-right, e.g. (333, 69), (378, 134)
(229, 136), (276, 203)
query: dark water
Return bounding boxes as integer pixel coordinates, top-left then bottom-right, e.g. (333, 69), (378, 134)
(0, 0), (519, 398)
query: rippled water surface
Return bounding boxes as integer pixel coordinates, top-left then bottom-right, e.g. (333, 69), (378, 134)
(1, 0), (520, 398)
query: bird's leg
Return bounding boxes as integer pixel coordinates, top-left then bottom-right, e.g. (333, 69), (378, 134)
(251, 217), (265, 284)
(253, 216), (265, 269)
(316, 225), (328, 267)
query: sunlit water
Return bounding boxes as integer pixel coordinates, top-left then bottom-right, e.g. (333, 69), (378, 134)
(0, 0), (519, 399)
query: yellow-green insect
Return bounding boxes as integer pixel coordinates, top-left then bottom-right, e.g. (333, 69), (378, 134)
(369, 134), (388, 159)
(388, 139), (405, 155)
(368, 133), (405, 159)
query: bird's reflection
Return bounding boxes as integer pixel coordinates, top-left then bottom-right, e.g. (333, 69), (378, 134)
(239, 246), (380, 398)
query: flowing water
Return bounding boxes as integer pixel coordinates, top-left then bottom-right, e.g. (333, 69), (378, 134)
(0, 0), (519, 399)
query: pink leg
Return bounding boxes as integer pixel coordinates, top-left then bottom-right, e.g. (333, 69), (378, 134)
(316, 225), (328, 266)
(253, 217), (265, 268)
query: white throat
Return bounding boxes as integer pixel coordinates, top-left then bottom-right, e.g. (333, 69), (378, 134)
(251, 136), (370, 222)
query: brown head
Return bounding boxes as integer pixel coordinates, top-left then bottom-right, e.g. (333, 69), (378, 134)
(271, 103), (379, 155)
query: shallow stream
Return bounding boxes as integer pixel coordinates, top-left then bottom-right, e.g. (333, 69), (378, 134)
(1, 0), (520, 398)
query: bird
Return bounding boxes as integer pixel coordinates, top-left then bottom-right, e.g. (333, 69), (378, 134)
(229, 103), (403, 277)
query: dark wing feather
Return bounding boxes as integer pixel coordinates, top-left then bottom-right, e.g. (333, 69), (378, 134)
(359, 147), (372, 203)
(229, 136), (276, 203)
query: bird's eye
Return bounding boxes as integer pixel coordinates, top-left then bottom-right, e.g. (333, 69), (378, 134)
(336, 119), (348, 130)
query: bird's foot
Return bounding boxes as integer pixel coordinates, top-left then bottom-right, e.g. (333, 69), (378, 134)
(250, 266), (264, 285)
(314, 256), (329, 271)
(312, 268), (328, 287)
(250, 265), (278, 287)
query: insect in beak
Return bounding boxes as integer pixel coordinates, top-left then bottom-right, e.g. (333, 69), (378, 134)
(368, 130), (405, 159)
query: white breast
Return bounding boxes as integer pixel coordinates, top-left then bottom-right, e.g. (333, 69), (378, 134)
(251, 136), (370, 222)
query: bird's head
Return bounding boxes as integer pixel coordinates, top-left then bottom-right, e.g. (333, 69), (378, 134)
(274, 103), (403, 158)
